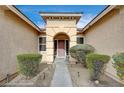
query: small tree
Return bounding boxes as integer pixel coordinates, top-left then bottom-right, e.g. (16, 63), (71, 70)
(86, 53), (110, 81)
(69, 44), (95, 67)
(112, 52), (124, 80)
(17, 53), (42, 79)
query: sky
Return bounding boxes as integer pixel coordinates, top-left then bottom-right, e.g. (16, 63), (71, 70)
(16, 5), (107, 29)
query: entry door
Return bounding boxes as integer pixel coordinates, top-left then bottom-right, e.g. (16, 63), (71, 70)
(57, 40), (65, 57)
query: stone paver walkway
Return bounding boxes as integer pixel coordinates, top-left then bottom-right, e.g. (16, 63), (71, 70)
(50, 58), (73, 87)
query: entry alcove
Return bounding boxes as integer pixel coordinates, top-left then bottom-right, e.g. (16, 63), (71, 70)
(53, 32), (70, 59)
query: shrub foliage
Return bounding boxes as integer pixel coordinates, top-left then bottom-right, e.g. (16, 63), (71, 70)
(69, 44), (95, 66)
(17, 53), (42, 78)
(86, 53), (110, 81)
(112, 52), (124, 80)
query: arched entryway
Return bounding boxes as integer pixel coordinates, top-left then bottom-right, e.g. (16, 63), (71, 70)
(54, 32), (70, 59)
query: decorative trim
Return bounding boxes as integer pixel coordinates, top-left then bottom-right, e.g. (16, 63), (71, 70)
(40, 12), (82, 23)
(105, 71), (124, 84)
(64, 26), (77, 28)
(46, 26), (77, 28)
(46, 26), (59, 28)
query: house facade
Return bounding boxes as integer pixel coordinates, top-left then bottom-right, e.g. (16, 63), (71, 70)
(39, 12), (84, 64)
(0, 6), (39, 82)
(0, 5), (124, 84)
(80, 5), (124, 83)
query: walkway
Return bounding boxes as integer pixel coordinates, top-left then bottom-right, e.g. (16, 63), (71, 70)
(50, 58), (73, 87)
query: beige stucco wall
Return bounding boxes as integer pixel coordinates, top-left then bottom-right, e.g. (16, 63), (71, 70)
(39, 19), (77, 63)
(84, 6), (124, 83)
(0, 6), (38, 80)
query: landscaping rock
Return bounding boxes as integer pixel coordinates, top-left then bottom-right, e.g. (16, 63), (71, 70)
(68, 64), (123, 87)
(6, 64), (55, 87)
(6, 68), (48, 87)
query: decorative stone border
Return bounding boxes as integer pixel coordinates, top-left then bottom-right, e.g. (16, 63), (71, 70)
(6, 68), (49, 87)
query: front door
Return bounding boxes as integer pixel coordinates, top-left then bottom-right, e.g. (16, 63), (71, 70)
(57, 40), (65, 57)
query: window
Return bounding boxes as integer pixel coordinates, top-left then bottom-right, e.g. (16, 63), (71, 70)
(54, 40), (57, 55)
(66, 40), (69, 55)
(77, 37), (84, 44)
(39, 37), (46, 51)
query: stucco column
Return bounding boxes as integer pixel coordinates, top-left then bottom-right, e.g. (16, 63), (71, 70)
(68, 28), (77, 64)
(45, 27), (56, 64)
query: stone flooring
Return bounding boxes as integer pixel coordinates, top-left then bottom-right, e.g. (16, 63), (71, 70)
(50, 58), (73, 87)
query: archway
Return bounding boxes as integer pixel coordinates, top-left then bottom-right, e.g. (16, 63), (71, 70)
(53, 32), (70, 58)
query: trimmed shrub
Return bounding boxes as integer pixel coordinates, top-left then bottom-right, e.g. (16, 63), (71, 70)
(86, 53), (110, 81)
(17, 53), (42, 79)
(69, 44), (95, 66)
(76, 50), (86, 66)
(112, 52), (124, 80)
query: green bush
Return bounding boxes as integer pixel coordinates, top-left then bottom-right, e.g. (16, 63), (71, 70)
(69, 44), (95, 66)
(86, 53), (110, 81)
(17, 53), (42, 78)
(112, 52), (124, 80)
(76, 51), (86, 65)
